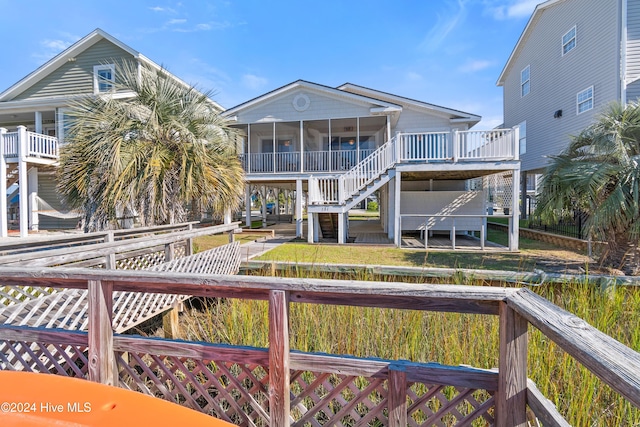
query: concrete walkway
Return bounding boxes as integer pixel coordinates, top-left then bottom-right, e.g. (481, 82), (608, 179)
(239, 222), (299, 260)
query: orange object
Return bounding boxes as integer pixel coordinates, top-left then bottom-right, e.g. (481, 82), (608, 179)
(0, 371), (233, 426)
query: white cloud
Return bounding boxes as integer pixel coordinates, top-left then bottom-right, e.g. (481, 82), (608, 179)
(406, 71), (423, 82)
(489, 0), (539, 20)
(419, 0), (468, 53)
(242, 74), (268, 90)
(31, 34), (78, 64)
(458, 59), (493, 73)
(167, 18), (187, 25)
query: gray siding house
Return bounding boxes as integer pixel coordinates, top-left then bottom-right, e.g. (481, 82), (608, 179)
(497, 0), (637, 213)
(0, 28), (220, 237)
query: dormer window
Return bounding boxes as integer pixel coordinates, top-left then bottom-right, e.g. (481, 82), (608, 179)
(562, 26), (576, 56)
(93, 64), (115, 94)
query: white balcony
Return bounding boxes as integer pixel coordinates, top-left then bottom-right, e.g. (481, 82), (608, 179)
(2, 127), (59, 165)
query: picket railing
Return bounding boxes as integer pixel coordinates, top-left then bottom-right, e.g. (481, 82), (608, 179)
(0, 126), (59, 161)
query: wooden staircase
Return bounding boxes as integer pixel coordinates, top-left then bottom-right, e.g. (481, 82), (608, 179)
(318, 213), (338, 239)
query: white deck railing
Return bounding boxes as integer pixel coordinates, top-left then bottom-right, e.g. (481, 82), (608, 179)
(307, 128), (517, 206)
(1, 128), (59, 161)
(399, 132), (451, 161)
(240, 149), (375, 174)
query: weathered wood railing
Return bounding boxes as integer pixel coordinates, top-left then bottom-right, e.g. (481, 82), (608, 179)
(0, 222), (239, 268)
(1, 270), (635, 425)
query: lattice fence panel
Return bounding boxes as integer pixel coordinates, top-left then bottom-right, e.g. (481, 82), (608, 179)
(407, 383), (494, 426)
(150, 241), (241, 275)
(290, 371), (388, 427)
(0, 339), (88, 378)
(116, 352), (270, 426)
(484, 171), (514, 213)
(0, 285), (58, 307)
(116, 250), (167, 270)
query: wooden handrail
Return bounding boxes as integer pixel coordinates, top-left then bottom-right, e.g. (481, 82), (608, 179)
(507, 288), (640, 409)
(1, 269), (639, 423)
(0, 222), (239, 267)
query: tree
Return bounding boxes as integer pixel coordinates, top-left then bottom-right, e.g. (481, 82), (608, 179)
(535, 102), (640, 274)
(57, 61), (244, 231)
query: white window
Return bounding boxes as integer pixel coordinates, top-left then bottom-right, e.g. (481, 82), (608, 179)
(577, 86), (593, 114)
(518, 121), (527, 155)
(93, 64), (115, 94)
(562, 26), (576, 56)
(521, 65), (530, 97)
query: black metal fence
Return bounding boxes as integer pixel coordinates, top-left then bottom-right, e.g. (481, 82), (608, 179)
(527, 210), (587, 240)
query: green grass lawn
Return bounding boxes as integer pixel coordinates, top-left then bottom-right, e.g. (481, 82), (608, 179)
(253, 229), (591, 272)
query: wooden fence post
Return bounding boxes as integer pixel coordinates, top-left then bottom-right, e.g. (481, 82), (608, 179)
(496, 301), (528, 427)
(165, 242), (175, 262)
(185, 223), (193, 256)
(104, 231), (116, 269)
(269, 290), (290, 426)
(388, 367), (407, 427)
(88, 280), (116, 386)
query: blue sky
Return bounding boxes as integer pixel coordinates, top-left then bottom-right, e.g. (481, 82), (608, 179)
(0, 0), (539, 129)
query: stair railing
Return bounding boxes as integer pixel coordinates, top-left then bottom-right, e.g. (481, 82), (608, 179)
(339, 136), (396, 203)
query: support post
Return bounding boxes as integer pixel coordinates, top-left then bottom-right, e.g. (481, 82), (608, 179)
(295, 179), (303, 238)
(185, 223), (193, 256)
(268, 290), (290, 426)
(88, 280), (116, 386)
(387, 172), (395, 240)
(0, 128), (7, 238)
(163, 303), (181, 339)
(394, 171), (401, 246)
(261, 186), (267, 228)
(496, 302), (528, 427)
(307, 211), (314, 243)
(27, 167), (38, 231)
(510, 168), (520, 251)
(245, 185), (252, 228)
(338, 212), (346, 244)
(165, 242), (175, 262)
(388, 368), (407, 427)
(104, 231), (116, 269)
(17, 126), (28, 238)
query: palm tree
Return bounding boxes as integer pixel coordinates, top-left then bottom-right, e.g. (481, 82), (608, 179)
(535, 102), (640, 274)
(57, 61), (244, 231)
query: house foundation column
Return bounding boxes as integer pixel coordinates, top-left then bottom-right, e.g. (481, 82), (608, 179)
(307, 212), (314, 243)
(338, 212), (346, 244)
(18, 126), (28, 238)
(245, 185), (252, 228)
(28, 167), (38, 231)
(295, 179), (303, 238)
(394, 171), (402, 247)
(387, 171), (396, 240)
(510, 168), (520, 252)
(0, 128), (7, 238)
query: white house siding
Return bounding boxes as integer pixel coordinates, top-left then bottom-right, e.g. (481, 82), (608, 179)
(235, 88), (374, 124)
(12, 40), (135, 101)
(627, 0), (640, 102)
(394, 106), (453, 133)
(502, 0), (620, 173)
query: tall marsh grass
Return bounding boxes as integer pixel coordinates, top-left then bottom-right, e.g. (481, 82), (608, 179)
(181, 269), (640, 426)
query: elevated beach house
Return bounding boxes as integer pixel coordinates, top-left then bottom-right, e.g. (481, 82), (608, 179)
(498, 0), (637, 214)
(224, 81), (521, 249)
(0, 28), (223, 237)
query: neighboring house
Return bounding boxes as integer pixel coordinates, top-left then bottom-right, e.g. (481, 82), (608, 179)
(223, 80), (521, 249)
(497, 0), (636, 215)
(0, 28), (222, 237)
